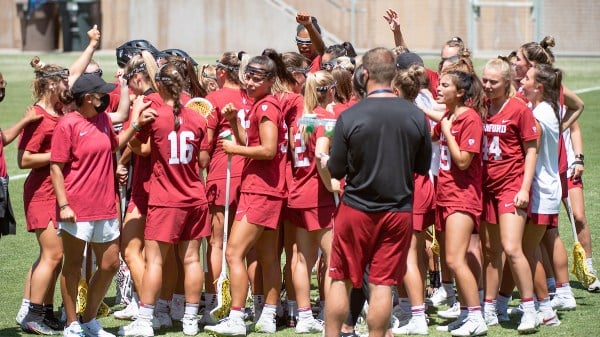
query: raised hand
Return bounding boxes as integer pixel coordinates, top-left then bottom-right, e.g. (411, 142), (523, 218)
(296, 11), (313, 26)
(383, 8), (401, 32)
(87, 24), (101, 49)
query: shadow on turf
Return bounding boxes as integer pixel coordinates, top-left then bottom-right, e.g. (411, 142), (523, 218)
(0, 326), (23, 337)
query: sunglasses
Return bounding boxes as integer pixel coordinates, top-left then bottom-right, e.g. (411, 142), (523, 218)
(85, 68), (103, 78)
(320, 61), (337, 71)
(295, 36), (313, 45)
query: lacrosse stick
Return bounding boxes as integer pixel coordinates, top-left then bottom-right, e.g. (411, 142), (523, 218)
(210, 130), (233, 320)
(185, 97), (214, 119)
(565, 195), (597, 287)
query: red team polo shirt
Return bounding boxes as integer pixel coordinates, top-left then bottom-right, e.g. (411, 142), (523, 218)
(288, 106), (338, 209)
(50, 112), (119, 221)
(241, 95), (288, 198)
(205, 87), (253, 181)
(434, 108), (483, 211)
(136, 105), (210, 207)
(19, 105), (60, 203)
(482, 97), (538, 193)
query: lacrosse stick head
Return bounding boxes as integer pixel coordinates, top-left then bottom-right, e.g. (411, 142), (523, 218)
(185, 97), (214, 119)
(210, 277), (232, 320)
(572, 242), (597, 287)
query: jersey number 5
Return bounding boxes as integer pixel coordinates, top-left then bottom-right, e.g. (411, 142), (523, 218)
(168, 131), (195, 164)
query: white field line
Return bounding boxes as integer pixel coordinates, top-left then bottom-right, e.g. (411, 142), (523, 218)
(574, 86), (600, 94)
(10, 173), (28, 181)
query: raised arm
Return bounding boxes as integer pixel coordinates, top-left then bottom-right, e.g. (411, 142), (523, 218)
(296, 12), (326, 55)
(68, 25), (101, 87)
(383, 8), (408, 49)
(109, 77), (131, 124)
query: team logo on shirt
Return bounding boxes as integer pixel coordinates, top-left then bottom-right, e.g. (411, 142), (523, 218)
(532, 126), (537, 133)
(468, 139), (475, 146)
(483, 124), (507, 133)
(261, 104), (268, 111)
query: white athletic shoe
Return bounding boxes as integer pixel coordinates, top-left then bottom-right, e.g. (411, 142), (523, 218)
(483, 310), (498, 326)
(391, 315), (429, 335)
(450, 315), (488, 336)
(182, 314), (199, 336)
(438, 302), (461, 319)
(204, 317), (247, 336)
(81, 318), (115, 337)
(63, 321), (85, 337)
(253, 315), (276, 333)
(154, 311), (173, 329)
(550, 294), (576, 311)
(118, 317), (154, 337)
(517, 311), (539, 333)
(537, 310), (561, 327)
(427, 287), (449, 307)
(114, 300), (138, 320)
(170, 295), (185, 321)
(295, 317), (323, 334)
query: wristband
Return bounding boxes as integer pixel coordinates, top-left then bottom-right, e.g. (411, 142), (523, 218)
(574, 160), (584, 166)
(132, 121), (141, 132)
(575, 153), (584, 160)
(60, 204), (69, 210)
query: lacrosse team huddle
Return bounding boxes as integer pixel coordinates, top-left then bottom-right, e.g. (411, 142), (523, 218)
(3, 7), (598, 337)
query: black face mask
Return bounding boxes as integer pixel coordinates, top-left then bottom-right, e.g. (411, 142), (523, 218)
(0, 88), (5, 102)
(95, 94), (110, 113)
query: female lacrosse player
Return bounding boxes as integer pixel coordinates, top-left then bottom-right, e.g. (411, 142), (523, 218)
(205, 50), (290, 336)
(518, 63), (566, 325)
(287, 70), (338, 334)
(432, 70), (487, 336)
(113, 51), (162, 322)
(390, 63), (437, 336)
(202, 51), (252, 325)
(118, 63), (210, 337)
(478, 57), (539, 332)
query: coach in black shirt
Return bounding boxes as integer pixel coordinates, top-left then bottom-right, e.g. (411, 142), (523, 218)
(324, 47), (432, 337)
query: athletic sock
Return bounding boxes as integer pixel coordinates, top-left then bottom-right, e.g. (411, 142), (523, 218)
(184, 303), (199, 317)
(138, 303), (155, 320)
(298, 307), (312, 321)
(411, 304), (426, 318)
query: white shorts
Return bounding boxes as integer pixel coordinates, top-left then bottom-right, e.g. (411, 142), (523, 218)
(58, 218), (120, 243)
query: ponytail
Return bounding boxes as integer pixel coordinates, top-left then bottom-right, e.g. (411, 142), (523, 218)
(155, 63), (185, 131)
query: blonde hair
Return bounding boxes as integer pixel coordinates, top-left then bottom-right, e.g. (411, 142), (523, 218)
(124, 51), (159, 91)
(303, 70), (335, 115)
(483, 57), (516, 98)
